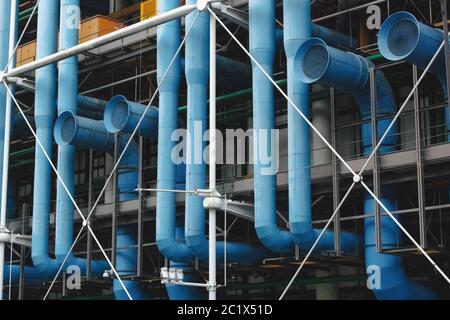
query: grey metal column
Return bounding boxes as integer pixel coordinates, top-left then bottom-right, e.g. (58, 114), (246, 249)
(441, 0), (450, 102)
(137, 136), (143, 277)
(413, 65), (427, 248)
(86, 150), (94, 279)
(18, 204), (26, 300)
(330, 88), (341, 256)
(369, 67), (382, 252)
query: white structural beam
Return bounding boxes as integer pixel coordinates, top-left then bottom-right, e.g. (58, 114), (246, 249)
(2, 4), (196, 79)
(0, 0), (18, 301)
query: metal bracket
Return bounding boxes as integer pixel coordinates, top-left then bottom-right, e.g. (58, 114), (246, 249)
(210, 2), (249, 29)
(0, 231), (32, 248)
(203, 197), (254, 221)
(6, 76), (35, 92)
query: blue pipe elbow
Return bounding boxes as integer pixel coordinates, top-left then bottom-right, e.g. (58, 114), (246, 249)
(296, 35), (434, 299)
(104, 95), (158, 139)
(295, 38), (398, 156)
(249, 0), (294, 253)
(378, 11), (449, 139)
(364, 195), (435, 300)
(114, 226), (147, 300)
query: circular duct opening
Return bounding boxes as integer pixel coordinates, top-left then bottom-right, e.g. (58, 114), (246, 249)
(105, 96), (130, 133)
(54, 112), (77, 145)
(378, 12), (420, 61)
(386, 19), (419, 57)
(302, 44), (329, 80)
(296, 38), (330, 83)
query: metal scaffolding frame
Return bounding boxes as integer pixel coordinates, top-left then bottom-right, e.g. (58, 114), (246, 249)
(1, 0), (450, 300)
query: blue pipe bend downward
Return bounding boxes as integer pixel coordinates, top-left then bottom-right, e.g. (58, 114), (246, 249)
(295, 36), (434, 299)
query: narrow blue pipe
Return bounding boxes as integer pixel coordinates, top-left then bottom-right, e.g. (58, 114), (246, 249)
(296, 37), (433, 299)
(184, 0), (267, 265)
(104, 95), (158, 139)
(378, 11), (449, 140)
(113, 226), (147, 300)
(31, 0), (60, 272)
(283, 0), (355, 252)
(249, 0), (294, 253)
(56, 0), (80, 264)
(156, 0), (193, 264)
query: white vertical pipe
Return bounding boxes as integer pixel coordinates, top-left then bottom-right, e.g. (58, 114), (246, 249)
(208, 11), (217, 301)
(0, 0), (18, 301)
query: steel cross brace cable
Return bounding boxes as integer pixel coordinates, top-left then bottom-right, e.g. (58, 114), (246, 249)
(208, 7), (450, 299)
(40, 10), (201, 300)
(2, 0), (41, 74)
(2, 82), (133, 300)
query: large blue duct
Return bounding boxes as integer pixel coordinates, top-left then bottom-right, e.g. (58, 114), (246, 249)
(114, 226), (147, 300)
(184, 0), (267, 265)
(377, 11), (449, 140)
(104, 95), (158, 139)
(296, 37), (434, 299)
(54, 111), (144, 299)
(155, 0), (192, 264)
(249, 0), (294, 253)
(283, 0), (358, 253)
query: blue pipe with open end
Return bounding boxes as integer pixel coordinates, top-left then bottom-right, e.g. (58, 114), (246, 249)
(295, 37), (433, 299)
(31, 0), (61, 274)
(54, 111), (144, 299)
(378, 11), (449, 140)
(104, 95), (158, 139)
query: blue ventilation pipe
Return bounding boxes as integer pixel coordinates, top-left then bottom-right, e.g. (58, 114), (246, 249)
(56, 0), (79, 264)
(104, 95), (158, 139)
(156, 0), (193, 264)
(31, 0), (61, 273)
(283, 0), (358, 252)
(295, 37), (434, 299)
(114, 226), (147, 300)
(54, 111), (145, 299)
(184, 0), (267, 265)
(249, 0), (294, 253)
(377, 11), (449, 140)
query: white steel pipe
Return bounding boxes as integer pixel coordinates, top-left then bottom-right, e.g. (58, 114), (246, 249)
(0, 0), (18, 300)
(208, 11), (217, 301)
(4, 4), (197, 78)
